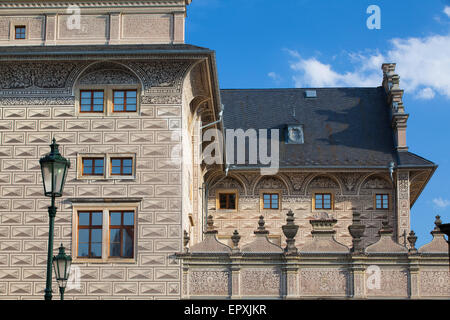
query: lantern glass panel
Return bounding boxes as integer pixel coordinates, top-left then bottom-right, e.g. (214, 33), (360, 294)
(41, 162), (53, 194)
(53, 161), (67, 195)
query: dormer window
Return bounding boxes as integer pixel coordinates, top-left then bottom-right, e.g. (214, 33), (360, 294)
(286, 124), (304, 144)
(15, 26), (26, 40)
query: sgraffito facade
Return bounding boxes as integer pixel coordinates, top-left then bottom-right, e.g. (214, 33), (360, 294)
(0, 0), (448, 299)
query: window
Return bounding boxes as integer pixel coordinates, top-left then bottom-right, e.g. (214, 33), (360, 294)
(109, 211), (135, 258)
(15, 26), (26, 39)
(286, 124), (304, 144)
(218, 193), (237, 210)
(376, 194), (389, 209)
(110, 157), (133, 176)
(263, 193), (279, 209)
(77, 211), (103, 258)
(80, 90), (104, 113)
(113, 90), (137, 112)
(77, 153), (136, 180)
(315, 193), (332, 210)
(73, 205), (139, 262)
(77, 87), (139, 116)
(82, 157), (104, 176)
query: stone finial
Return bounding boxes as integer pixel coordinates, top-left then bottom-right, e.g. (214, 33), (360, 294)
(407, 230), (418, 254)
(241, 217), (283, 255)
(433, 215), (442, 232)
(188, 214), (231, 254)
(231, 230), (241, 253)
(183, 230), (190, 253)
(418, 216), (448, 254)
(206, 215), (217, 234)
(379, 215), (394, 235)
(254, 215), (269, 235)
(348, 212), (366, 254)
(282, 209), (299, 254)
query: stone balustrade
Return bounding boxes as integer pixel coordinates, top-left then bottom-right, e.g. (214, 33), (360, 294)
(176, 214), (450, 299)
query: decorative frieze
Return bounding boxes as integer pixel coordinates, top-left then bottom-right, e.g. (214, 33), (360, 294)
(420, 270), (450, 296)
(189, 270), (229, 296)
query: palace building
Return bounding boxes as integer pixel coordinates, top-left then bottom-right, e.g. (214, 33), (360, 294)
(0, 0), (448, 299)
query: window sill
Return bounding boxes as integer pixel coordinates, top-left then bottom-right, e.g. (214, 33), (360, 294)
(73, 258), (136, 264)
(261, 208), (281, 212)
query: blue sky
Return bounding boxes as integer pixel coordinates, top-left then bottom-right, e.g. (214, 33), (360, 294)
(186, 0), (450, 246)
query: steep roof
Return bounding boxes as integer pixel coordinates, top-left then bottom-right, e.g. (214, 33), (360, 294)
(220, 87), (435, 169)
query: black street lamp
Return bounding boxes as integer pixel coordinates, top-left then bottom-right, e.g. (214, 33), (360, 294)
(53, 244), (72, 300)
(39, 138), (70, 300)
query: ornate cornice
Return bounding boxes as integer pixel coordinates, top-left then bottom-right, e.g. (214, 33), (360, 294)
(0, 59), (194, 101)
(0, 96), (75, 105)
(0, 1), (187, 9)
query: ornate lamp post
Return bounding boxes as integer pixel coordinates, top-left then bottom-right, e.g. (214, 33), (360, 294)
(39, 138), (70, 300)
(53, 244), (72, 300)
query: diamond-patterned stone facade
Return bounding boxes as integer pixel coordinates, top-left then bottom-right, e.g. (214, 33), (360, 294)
(0, 54), (188, 299)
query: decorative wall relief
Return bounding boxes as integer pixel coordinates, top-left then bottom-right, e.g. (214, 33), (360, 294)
(284, 173), (308, 194)
(397, 171), (410, 241)
(420, 270), (450, 296)
(361, 176), (391, 190)
(127, 60), (192, 93)
(338, 173), (364, 194)
(241, 268), (281, 296)
(78, 69), (140, 85)
(254, 176), (288, 195)
(0, 59), (193, 104)
(300, 268), (348, 296)
(307, 175), (340, 190)
(189, 270), (229, 296)
(0, 61), (87, 95)
(366, 268), (408, 297)
(0, 96), (75, 106)
(208, 176), (245, 196)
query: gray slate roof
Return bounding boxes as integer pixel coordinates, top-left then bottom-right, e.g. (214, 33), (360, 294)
(0, 44), (212, 57)
(220, 88), (435, 168)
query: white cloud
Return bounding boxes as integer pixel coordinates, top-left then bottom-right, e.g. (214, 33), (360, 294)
(287, 33), (450, 99)
(416, 87), (435, 99)
(433, 197), (450, 208)
(267, 72), (282, 84)
(444, 6), (450, 18)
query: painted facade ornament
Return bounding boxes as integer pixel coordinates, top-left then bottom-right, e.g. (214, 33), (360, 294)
(308, 176), (339, 190)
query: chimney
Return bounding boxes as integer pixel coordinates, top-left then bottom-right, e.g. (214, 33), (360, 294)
(381, 63), (409, 152)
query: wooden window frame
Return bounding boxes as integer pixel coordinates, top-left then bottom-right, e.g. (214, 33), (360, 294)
(218, 193), (237, 210)
(313, 193), (333, 210)
(72, 202), (140, 263)
(77, 153), (136, 180)
(14, 26), (26, 39)
(112, 89), (138, 113)
(110, 157), (133, 176)
(81, 157), (105, 177)
(77, 211), (103, 259)
(215, 189), (238, 211)
(79, 90), (105, 113)
(375, 193), (390, 210)
(262, 193), (280, 210)
(108, 211), (135, 258)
